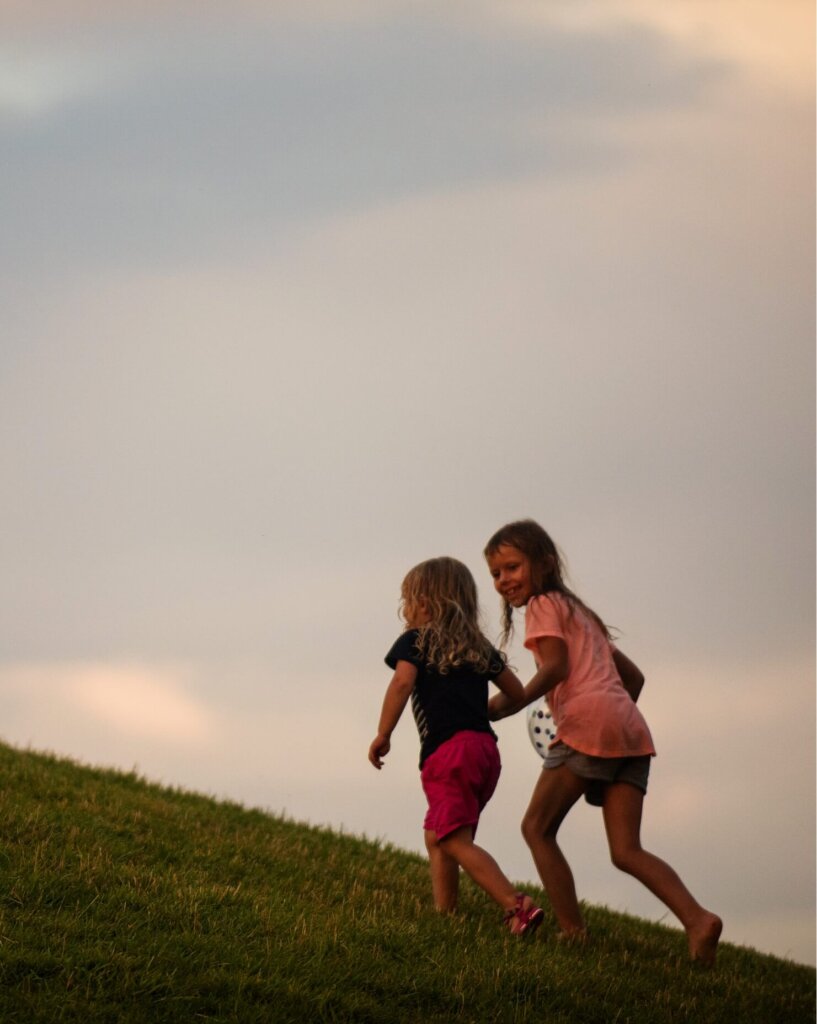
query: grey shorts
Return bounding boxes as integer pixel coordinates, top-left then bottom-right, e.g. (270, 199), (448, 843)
(544, 742), (651, 807)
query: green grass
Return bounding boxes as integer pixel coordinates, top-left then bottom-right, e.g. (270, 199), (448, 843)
(0, 742), (812, 1023)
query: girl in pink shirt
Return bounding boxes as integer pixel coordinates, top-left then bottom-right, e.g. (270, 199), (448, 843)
(484, 519), (722, 967)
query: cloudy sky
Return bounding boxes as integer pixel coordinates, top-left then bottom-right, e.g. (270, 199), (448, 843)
(1, 1), (813, 966)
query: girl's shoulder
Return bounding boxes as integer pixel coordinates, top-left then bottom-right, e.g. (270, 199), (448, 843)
(385, 628), (423, 668)
(526, 591), (568, 615)
(483, 639), (507, 676)
(524, 591), (567, 632)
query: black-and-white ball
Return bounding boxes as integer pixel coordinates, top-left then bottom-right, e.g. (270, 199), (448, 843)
(526, 697), (556, 759)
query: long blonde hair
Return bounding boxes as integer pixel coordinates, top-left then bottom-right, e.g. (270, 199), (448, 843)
(401, 557), (500, 675)
(483, 519), (612, 647)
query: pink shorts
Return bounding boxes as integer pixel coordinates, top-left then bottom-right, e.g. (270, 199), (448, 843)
(420, 731), (501, 841)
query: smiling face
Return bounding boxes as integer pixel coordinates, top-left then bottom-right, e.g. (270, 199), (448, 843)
(486, 543), (535, 607)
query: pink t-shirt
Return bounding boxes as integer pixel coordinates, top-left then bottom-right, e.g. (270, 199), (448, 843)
(524, 593), (655, 759)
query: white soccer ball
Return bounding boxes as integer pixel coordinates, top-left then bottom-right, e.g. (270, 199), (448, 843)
(526, 697), (556, 759)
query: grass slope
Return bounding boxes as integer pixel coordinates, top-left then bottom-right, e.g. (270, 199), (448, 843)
(0, 742), (812, 1023)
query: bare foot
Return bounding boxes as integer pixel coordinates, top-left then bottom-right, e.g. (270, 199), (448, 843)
(688, 912), (722, 967)
(556, 927), (589, 945)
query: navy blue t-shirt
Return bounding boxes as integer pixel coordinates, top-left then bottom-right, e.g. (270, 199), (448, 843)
(385, 629), (506, 769)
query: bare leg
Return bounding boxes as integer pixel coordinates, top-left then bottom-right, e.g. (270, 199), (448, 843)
(602, 783), (722, 966)
(425, 829), (460, 912)
(521, 766), (587, 935)
(438, 826), (519, 913)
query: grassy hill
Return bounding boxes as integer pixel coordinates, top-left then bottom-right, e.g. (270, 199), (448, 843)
(0, 742), (812, 1023)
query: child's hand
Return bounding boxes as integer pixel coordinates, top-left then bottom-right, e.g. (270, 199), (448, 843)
(368, 733), (391, 769)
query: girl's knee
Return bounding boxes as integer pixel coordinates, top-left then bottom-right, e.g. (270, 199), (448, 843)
(521, 813), (549, 848)
(424, 830), (441, 854)
(609, 845), (640, 875)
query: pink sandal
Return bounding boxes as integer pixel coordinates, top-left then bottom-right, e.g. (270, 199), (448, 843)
(504, 893), (544, 936)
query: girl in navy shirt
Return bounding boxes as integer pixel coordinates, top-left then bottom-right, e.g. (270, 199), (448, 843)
(369, 556), (543, 935)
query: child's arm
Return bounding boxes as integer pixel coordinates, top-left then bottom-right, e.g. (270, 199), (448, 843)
(368, 660), (417, 769)
(612, 648), (645, 702)
(488, 666), (525, 719)
(489, 637), (568, 720)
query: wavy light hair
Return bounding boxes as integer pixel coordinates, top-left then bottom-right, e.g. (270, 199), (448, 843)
(483, 519), (612, 646)
(400, 557), (500, 675)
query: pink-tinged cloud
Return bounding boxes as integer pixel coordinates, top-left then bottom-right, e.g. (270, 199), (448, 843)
(1, 662), (214, 744)
(486, 0), (813, 92)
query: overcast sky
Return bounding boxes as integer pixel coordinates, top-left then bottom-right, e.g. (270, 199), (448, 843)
(1, 0), (813, 966)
